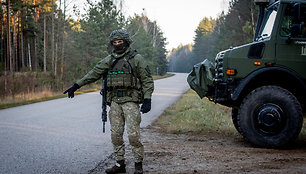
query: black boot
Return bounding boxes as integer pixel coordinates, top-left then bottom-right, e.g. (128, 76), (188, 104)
(134, 162), (143, 174)
(105, 160), (126, 174)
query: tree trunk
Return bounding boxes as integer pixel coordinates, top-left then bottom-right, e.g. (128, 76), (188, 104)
(60, 0), (66, 82)
(55, 43), (57, 76)
(20, 22), (25, 69)
(28, 42), (32, 71)
(51, 0), (55, 73)
(21, 9), (25, 70)
(57, 0), (61, 77)
(43, 12), (46, 72)
(17, 13), (21, 71)
(7, 0), (12, 72)
(33, 34), (37, 71)
(3, 0), (7, 92)
(0, 0), (4, 66)
(13, 15), (17, 71)
(33, 0), (38, 71)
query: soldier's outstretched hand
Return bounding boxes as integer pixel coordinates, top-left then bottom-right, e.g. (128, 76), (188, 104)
(64, 83), (80, 98)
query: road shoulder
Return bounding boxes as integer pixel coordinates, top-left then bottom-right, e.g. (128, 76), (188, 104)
(90, 126), (306, 174)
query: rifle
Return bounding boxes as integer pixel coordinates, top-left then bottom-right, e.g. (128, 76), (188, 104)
(100, 77), (107, 133)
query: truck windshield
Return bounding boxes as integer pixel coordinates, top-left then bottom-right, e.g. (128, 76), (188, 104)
(257, 5), (278, 40)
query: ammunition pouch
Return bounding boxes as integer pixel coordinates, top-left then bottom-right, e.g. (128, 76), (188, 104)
(106, 72), (141, 89)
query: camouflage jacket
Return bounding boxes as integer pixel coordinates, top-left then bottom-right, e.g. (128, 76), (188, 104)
(76, 48), (154, 104)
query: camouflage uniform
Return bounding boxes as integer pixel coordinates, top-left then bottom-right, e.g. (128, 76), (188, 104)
(109, 101), (143, 162)
(75, 29), (154, 164)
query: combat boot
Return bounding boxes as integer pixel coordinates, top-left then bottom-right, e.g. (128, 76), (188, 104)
(105, 160), (126, 174)
(134, 162), (143, 174)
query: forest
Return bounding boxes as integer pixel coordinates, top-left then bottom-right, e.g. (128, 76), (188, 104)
(168, 0), (258, 73)
(1, 0), (259, 101)
(0, 0), (168, 99)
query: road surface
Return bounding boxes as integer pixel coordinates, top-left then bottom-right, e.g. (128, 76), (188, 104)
(0, 73), (189, 174)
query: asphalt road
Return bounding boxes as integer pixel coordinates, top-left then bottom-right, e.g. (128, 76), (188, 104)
(0, 73), (189, 174)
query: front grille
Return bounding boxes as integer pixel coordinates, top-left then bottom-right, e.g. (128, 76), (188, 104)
(214, 51), (225, 81)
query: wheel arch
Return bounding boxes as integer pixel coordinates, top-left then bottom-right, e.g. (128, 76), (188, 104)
(232, 67), (306, 111)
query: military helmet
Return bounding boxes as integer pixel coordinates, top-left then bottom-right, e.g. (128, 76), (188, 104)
(109, 29), (133, 45)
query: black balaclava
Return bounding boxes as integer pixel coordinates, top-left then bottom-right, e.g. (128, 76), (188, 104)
(109, 29), (133, 54)
(113, 41), (129, 54)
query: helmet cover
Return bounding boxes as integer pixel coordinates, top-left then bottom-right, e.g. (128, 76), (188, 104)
(109, 29), (133, 45)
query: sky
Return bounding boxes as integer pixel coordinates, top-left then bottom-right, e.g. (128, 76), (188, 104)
(71, 0), (229, 51)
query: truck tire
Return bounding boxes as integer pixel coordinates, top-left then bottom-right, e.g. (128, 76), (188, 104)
(238, 85), (303, 148)
(232, 108), (241, 134)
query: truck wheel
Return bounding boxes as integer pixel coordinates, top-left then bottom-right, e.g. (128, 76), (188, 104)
(238, 86), (303, 148)
(232, 108), (241, 134)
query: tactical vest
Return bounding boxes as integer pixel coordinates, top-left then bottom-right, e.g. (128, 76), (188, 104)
(106, 52), (143, 103)
(107, 57), (141, 89)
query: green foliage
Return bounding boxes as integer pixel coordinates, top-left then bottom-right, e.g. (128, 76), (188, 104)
(74, 0), (124, 67)
(153, 29), (168, 75)
(168, 0), (258, 73)
(168, 44), (193, 73)
(127, 16), (155, 60)
(0, 0), (168, 98)
(64, 0), (125, 82)
(214, 0), (257, 48)
(64, 1), (168, 83)
(192, 17), (217, 63)
(126, 14), (168, 75)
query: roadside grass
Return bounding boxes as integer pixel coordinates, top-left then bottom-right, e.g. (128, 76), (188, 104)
(0, 74), (173, 110)
(153, 89), (306, 140)
(152, 89), (239, 138)
(0, 86), (100, 110)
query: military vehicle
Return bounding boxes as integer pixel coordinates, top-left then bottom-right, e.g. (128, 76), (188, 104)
(188, 0), (306, 148)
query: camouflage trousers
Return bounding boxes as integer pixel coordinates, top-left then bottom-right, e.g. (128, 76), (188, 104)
(109, 101), (144, 163)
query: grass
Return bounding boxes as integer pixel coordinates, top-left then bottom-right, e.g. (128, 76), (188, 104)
(0, 86), (100, 110)
(152, 90), (238, 138)
(153, 89), (306, 140)
(0, 74), (174, 110)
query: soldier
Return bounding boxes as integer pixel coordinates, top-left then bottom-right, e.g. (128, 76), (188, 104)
(64, 29), (154, 174)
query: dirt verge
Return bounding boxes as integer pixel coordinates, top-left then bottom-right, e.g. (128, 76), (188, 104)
(90, 126), (306, 174)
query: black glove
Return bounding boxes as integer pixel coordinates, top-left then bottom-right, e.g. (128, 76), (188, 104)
(140, 99), (151, 113)
(63, 83), (80, 98)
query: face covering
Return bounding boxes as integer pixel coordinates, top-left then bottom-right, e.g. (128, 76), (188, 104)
(114, 42), (128, 54)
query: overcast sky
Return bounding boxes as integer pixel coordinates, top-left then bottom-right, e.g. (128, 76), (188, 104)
(70, 0), (229, 51)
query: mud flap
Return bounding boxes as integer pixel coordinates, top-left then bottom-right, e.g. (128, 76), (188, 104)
(187, 59), (215, 98)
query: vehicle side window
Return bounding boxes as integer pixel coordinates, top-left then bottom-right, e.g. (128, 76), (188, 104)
(301, 6), (306, 36)
(280, 4), (306, 37)
(280, 15), (291, 36)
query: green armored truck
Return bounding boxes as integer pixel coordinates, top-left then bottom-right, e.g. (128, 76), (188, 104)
(188, 0), (306, 148)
